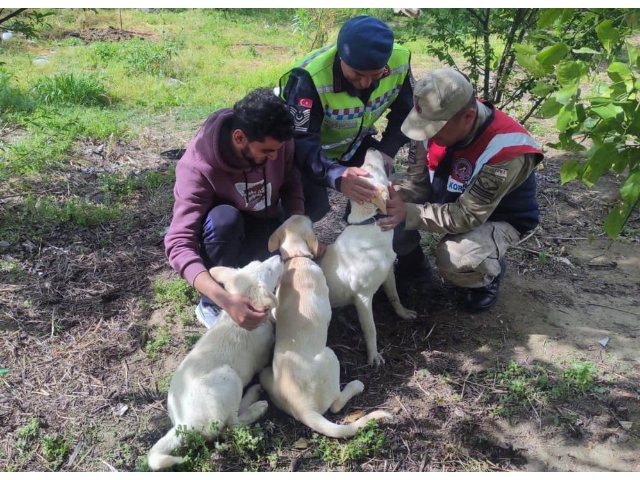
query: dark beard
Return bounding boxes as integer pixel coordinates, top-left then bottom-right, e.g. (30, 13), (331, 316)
(241, 146), (266, 167)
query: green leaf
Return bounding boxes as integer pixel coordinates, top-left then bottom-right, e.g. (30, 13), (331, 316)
(556, 105), (574, 132)
(596, 20), (621, 54)
(513, 43), (538, 55)
(537, 9), (563, 29)
(627, 110), (640, 137)
(575, 103), (586, 123)
(608, 62), (633, 90)
(556, 61), (588, 87)
(560, 9), (574, 24)
(537, 43), (569, 67)
(572, 47), (601, 55)
(604, 202), (631, 239)
(560, 159), (581, 184)
(516, 53), (552, 78)
(583, 143), (618, 186)
(625, 41), (638, 66)
(591, 103), (623, 121)
(530, 82), (555, 98)
(620, 170), (640, 205)
(556, 84), (578, 105)
(0, 368), (7, 375)
(538, 97), (563, 118)
(612, 149), (633, 174)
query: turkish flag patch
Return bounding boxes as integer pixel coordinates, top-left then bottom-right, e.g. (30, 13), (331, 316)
(297, 98), (313, 108)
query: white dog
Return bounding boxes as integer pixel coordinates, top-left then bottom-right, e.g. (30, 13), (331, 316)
(147, 255), (284, 470)
(319, 148), (417, 366)
(260, 215), (392, 438)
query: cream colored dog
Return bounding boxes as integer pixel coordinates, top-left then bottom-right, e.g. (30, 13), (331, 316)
(147, 255), (284, 470)
(319, 148), (417, 367)
(260, 215), (392, 438)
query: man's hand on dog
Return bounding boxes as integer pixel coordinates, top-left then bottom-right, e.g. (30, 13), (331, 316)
(377, 182), (407, 231)
(340, 167), (376, 204)
(224, 294), (270, 330)
(315, 240), (328, 259)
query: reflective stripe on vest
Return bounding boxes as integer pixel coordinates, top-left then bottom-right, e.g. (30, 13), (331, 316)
(282, 44), (410, 161)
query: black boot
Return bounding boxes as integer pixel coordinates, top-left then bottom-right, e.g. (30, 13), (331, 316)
(465, 257), (507, 313)
(395, 246), (433, 289)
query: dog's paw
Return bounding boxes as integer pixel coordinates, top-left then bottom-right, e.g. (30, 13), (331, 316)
(368, 352), (386, 367)
(397, 307), (417, 320)
(252, 400), (269, 416)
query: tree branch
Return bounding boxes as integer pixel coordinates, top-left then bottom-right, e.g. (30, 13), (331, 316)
(0, 8), (27, 25)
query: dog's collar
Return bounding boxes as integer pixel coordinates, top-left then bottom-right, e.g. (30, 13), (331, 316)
(282, 253), (314, 262)
(348, 214), (389, 226)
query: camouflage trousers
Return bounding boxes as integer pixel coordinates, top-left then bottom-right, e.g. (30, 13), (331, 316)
(391, 160), (521, 289)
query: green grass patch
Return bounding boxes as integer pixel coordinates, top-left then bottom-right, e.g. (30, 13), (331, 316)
(481, 360), (601, 421)
(144, 324), (171, 360)
(139, 420), (278, 472)
(314, 420), (387, 466)
(42, 434), (71, 469)
(32, 72), (112, 106)
(153, 277), (199, 307)
(15, 418), (42, 451)
(0, 68), (35, 113)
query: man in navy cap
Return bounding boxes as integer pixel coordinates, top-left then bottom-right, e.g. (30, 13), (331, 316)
(279, 15), (429, 284)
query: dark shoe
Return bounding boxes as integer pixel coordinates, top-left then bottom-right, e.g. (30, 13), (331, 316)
(464, 257), (507, 313)
(395, 246), (433, 289)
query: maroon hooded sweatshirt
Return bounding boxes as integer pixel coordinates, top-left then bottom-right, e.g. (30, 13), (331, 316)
(164, 109), (304, 286)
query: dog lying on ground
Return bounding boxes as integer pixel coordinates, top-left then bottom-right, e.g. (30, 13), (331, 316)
(260, 215), (392, 438)
(319, 148), (417, 367)
(147, 255), (284, 470)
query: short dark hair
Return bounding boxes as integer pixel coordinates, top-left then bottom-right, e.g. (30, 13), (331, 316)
(231, 87), (294, 143)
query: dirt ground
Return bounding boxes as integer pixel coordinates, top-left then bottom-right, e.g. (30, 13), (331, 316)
(1, 134), (638, 472)
(1, 27), (639, 473)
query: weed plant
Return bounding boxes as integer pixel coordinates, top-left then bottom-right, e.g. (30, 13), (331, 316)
(482, 360), (599, 421)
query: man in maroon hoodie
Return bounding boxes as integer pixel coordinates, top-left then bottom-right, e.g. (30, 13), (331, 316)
(164, 88), (305, 329)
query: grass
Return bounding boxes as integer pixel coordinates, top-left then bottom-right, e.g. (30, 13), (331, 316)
(314, 420), (387, 466)
(138, 418), (388, 472)
(480, 360), (600, 421)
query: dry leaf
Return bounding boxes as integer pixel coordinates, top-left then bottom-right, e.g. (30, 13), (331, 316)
(343, 410), (366, 423)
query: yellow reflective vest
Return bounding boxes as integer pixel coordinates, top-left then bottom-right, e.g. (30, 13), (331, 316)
(280, 44), (411, 161)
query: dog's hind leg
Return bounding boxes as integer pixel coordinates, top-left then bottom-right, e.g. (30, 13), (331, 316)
(239, 384), (263, 412)
(382, 267), (417, 320)
(354, 293), (384, 366)
(237, 383), (268, 427)
(329, 380), (365, 413)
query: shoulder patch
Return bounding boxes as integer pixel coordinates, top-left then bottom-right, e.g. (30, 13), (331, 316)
(290, 105), (311, 132)
(468, 165), (507, 203)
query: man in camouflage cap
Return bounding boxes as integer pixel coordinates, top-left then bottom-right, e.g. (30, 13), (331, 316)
(379, 68), (544, 312)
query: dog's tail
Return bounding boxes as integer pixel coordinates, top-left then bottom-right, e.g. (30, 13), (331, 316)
(298, 410), (392, 439)
(147, 426), (184, 471)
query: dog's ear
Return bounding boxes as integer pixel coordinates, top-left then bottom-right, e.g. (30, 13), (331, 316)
(267, 227), (284, 253)
(372, 185), (389, 214)
(303, 230), (320, 257)
(209, 266), (235, 286)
